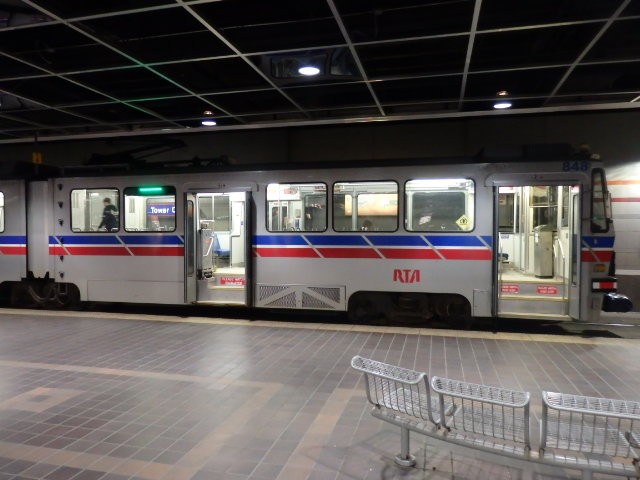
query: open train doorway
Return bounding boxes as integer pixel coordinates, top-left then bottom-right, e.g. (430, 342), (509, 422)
(496, 184), (580, 320)
(185, 191), (251, 306)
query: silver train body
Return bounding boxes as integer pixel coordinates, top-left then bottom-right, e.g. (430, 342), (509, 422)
(0, 158), (631, 322)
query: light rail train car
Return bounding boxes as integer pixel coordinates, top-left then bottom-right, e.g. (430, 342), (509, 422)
(0, 155), (632, 323)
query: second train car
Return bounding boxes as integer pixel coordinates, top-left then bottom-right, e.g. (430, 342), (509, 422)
(0, 156), (632, 323)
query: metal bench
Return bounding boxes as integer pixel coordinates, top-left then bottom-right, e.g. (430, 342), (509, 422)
(352, 356), (640, 479)
(541, 391), (640, 479)
(350, 355), (445, 466)
(431, 375), (531, 458)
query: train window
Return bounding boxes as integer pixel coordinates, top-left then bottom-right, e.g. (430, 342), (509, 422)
(70, 188), (120, 232)
(561, 186), (570, 228)
(498, 188), (519, 233)
(267, 183), (327, 232)
(591, 168), (611, 233)
(124, 186), (176, 232)
(333, 181), (398, 232)
(530, 186), (557, 228)
(0, 192), (4, 232)
(405, 179), (474, 232)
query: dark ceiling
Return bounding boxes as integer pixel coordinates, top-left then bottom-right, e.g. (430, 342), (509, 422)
(1, 0), (640, 143)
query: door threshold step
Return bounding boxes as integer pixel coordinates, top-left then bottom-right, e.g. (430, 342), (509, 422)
(500, 295), (566, 302)
(498, 312), (571, 321)
(207, 285), (245, 291)
(194, 301), (247, 306)
(499, 277), (566, 285)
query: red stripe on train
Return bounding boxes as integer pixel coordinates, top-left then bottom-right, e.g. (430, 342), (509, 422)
(317, 248), (381, 259)
(256, 247), (319, 258)
(128, 247), (184, 256)
(66, 247), (131, 256)
(0, 246), (26, 255)
(439, 249), (492, 260)
(581, 250), (614, 262)
(379, 248), (440, 260)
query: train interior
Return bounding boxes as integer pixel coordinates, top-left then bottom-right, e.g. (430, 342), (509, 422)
(186, 191), (249, 305)
(497, 184), (580, 320)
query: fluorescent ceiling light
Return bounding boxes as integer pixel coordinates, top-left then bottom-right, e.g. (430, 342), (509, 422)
(201, 119), (217, 126)
(298, 66), (320, 76)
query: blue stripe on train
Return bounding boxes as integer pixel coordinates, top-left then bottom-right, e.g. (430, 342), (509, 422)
(49, 235), (184, 245)
(121, 235), (183, 245)
(253, 234), (494, 248)
(582, 236), (614, 248)
(50, 235), (120, 245)
(0, 235), (27, 244)
(253, 235), (308, 246)
(426, 235), (486, 247)
(367, 236), (428, 247)
(305, 235), (369, 246)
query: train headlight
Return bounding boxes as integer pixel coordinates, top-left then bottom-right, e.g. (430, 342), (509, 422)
(593, 263), (607, 273)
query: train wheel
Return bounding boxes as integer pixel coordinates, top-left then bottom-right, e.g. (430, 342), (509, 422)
(45, 283), (80, 309)
(348, 294), (384, 324)
(447, 297), (473, 329)
(9, 284), (38, 308)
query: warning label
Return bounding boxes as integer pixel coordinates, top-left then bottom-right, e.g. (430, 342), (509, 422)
(220, 277), (246, 286)
(456, 214), (471, 229)
(501, 284), (519, 294)
(537, 286), (558, 295)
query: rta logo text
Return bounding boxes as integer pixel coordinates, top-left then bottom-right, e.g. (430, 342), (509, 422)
(393, 269), (421, 283)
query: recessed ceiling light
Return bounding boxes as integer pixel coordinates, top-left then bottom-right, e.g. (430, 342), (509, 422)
(493, 101), (512, 109)
(298, 66), (320, 76)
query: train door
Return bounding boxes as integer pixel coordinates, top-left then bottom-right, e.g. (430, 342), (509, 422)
(0, 180), (28, 283)
(185, 191), (251, 306)
(495, 184), (579, 320)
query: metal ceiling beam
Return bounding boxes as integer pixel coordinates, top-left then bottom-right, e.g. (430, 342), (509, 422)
(3, 100), (640, 145)
(325, 0), (384, 116)
(175, 0), (311, 119)
(19, 0), (245, 125)
(0, 0), (226, 32)
(0, 50), (183, 128)
(544, 0), (633, 105)
(458, 0), (482, 110)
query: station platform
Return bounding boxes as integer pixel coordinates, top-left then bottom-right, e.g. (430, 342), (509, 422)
(0, 309), (638, 480)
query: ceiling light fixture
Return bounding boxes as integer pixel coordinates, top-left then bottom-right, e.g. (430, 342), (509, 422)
(298, 65), (320, 76)
(493, 101), (512, 109)
(201, 110), (217, 126)
(493, 90), (512, 109)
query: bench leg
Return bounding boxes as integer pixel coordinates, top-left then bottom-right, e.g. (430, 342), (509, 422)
(394, 426), (416, 467)
(509, 467), (533, 480)
(581, 471), (593, 480)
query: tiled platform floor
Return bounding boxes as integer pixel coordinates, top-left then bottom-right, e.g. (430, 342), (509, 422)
(0, 309), (638, 480)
